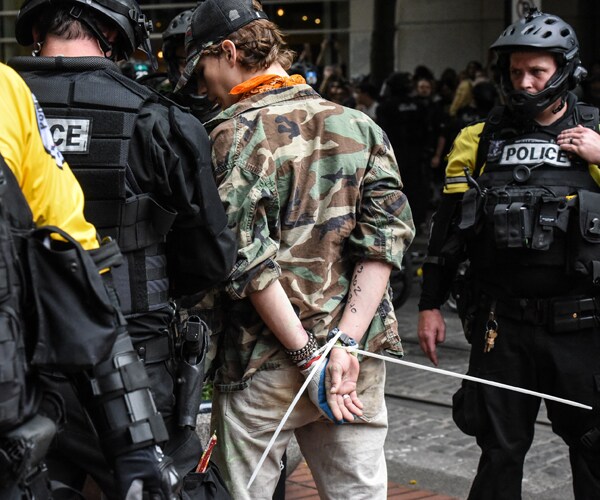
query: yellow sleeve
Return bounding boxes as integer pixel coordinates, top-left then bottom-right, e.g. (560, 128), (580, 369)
(590, 124), (600, 185)
(0, 63), (98, 250)
(443, 121), (484, 194)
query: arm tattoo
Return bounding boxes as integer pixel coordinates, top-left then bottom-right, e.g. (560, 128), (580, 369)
(347, 264), (364, 314)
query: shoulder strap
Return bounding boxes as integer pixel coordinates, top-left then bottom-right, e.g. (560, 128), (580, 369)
(574, 102), (600, 131)
(474, 105), (505, 179)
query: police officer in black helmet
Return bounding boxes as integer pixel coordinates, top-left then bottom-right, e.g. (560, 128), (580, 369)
(161, 9), (194, 92)
(0, 61), (179, 500)
(418, 8), (600, 499)
(9, 0), (237, 498)
(159, 9), (219, 123)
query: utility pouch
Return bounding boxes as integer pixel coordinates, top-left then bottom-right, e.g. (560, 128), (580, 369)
(458, 188), (484, 231)
(550, 297), (598, 333)
(26, 226), (117, 369)
(0, 414), (56, 484)
(570, 190), (600, 282)
(493, 202), (534, 248)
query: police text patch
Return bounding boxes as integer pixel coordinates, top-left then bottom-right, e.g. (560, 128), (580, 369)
(32, 94), (64, 168)
(46, 118), (92, 154)
(499, 141), (571, 167)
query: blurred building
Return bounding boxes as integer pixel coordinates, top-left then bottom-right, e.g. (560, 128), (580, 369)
(0, 0), (598, 83)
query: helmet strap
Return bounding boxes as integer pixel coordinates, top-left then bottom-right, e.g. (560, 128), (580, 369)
(551, 95), (567, 114)
(68, 5), (113, 58)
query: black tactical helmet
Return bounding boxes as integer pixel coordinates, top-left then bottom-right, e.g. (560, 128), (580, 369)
(15, 0), (156, 67)
(162, 9), (193, 88)
(490, 8), (587, 117)
(163, 9), (193, 45)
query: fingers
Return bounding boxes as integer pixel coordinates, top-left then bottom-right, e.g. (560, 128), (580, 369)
(327, 391), (363, 422)
(557, 125), (600, 163)
(326, 391), (364, 422)
(325, 350), (364, 422)
(341, 392), (364, 419)
(419, 335), (438, 366)
(557, 125), (586, 149)
(427, 345), (439, 366)
(417, 310), (445, 366)
(348, 390), (364, 410)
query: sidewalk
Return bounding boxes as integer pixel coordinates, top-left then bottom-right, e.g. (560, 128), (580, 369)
(286, 461), (459, 499)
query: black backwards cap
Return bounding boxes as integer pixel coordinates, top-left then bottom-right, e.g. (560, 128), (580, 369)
(175, 0), (268, 92)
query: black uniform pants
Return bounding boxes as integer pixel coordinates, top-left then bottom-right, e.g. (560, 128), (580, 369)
(453, 298), (600, 500)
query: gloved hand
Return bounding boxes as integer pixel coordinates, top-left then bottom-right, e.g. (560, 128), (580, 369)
(301, 349), (363, 424)
(114, 445), (181, 500)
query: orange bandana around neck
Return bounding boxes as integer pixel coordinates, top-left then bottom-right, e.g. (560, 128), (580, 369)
(230, 74), (306, 100)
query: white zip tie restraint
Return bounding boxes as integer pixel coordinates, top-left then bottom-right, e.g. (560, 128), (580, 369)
(347, 346), (593, 410)
(246, 328), (343, 489)
(247, 339), (592, 489)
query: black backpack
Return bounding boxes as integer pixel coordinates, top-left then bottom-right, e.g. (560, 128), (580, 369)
(0, 157), (32, 433)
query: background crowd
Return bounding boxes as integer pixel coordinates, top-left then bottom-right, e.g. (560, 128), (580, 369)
(265, 51), (600, 235)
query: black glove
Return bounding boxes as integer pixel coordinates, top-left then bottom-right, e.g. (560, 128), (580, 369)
(114, 445), (181, 500)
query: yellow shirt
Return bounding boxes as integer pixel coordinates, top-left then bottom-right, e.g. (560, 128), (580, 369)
(0, 63), (98, 250)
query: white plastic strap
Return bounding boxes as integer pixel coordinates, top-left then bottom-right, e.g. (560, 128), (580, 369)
(246, 329), (343, 489)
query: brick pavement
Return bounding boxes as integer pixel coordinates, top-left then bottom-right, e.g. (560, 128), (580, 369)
(286, 461), (459, 499)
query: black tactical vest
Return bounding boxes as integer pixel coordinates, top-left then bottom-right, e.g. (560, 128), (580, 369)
(0, 155), (37, 432)
(460, 100), (600, 284)
(11, 57), (176, 315)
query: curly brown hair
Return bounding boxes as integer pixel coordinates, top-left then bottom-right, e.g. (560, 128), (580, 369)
(200, 2), (295, 71)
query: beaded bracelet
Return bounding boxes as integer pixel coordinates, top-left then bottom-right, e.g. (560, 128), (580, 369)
(284, 331), (319, 364)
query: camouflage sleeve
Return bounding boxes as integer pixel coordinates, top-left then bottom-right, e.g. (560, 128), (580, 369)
(348, 136), (415, 269)
(211, 125), (281, 300)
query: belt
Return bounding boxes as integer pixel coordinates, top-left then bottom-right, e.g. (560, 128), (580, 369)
(133, 335), (171, 364)
(481, 294), (599, 330)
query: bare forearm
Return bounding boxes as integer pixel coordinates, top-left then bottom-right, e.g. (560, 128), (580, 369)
(249, 260), (393, 349)
(337, 260), (393, 342)
(249, 280), (308, 350)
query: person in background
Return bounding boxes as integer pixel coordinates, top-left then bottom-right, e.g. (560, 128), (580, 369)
(377, 71), (427, 232)
(448, 60), (483, 117)
(160, 8), (219, 123)
(414, 75), (444, 224)
(353, 78), (380, 120)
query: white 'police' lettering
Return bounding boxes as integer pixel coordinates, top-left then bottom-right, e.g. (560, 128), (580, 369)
(499, 142), (571, 167)
(46, 118), (92, 154)
(32, 94), (64, 169)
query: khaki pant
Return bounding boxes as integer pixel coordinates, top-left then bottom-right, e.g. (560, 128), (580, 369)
(211, 358), (388, 500)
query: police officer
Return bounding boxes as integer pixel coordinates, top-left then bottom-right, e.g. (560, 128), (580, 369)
(0, 62), (178, 499)
(10, 0), (237, 498)
(418, 9), (600, 499)
(160, 9), (218, 123)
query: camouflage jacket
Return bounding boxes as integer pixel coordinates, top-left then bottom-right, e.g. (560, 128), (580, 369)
(205, 83), (414, 390)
